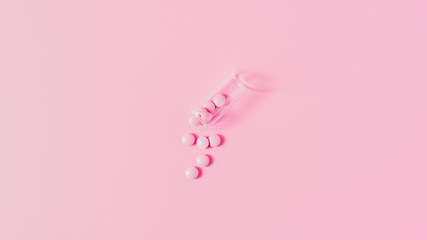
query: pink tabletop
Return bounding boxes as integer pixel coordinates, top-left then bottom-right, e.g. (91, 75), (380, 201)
(1, 0), (427, 239)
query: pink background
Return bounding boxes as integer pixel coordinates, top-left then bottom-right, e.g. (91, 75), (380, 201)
(1, 0), (427, 239)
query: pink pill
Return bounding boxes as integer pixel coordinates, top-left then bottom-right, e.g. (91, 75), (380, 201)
(188, 116), (200, 127)
(202, 101), (215, 112)
(208, 134), (221, 147)
(213, 94), (226, 107)
(182, 133), (195, 146)
(185, 166), (199, 179)
(196, 136), (209, 149)
(200, 112), (212, 123)
(196, 154), (210, 167)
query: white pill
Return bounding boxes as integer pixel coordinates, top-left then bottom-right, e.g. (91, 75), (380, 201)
(213, 94), (226, 107)
(208, 134), (221, 147)
(202, 101), (216, 112)
(196, 154), (210, 167)
(182, 133), (195, 146)
(185, 167), (199, 179)
(196, 136), (209, 149)
(200, 112), (212, 123)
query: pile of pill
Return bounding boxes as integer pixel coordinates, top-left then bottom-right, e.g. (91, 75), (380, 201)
(182, 133), (222, 179)
(182, 94), (228, 179)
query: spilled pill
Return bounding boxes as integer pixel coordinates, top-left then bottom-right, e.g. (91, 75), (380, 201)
(182, 133), (195, 146)
(208, 134), (221, 147)
(196, 154), (210, 167)
(185, 167), (199, 179)
(196, 136), (209, 149)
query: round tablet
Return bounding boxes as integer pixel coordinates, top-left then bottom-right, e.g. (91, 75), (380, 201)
(200, 112), (212, 123)
(196, 136), (209, 149)
(188, 116), (200, 127)
(213, 94), (226, 107)
(196, 154), (210, 167)
(202, 101), (215, 112)
(185, 167), (199, 179)
(208, 134), (221, 147)
(182, 133), (195, 146)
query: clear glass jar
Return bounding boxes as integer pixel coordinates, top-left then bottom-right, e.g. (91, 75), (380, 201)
(188, 73), (248, 129)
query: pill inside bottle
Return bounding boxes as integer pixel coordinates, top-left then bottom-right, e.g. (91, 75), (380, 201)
(188, 73), (249, 129)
